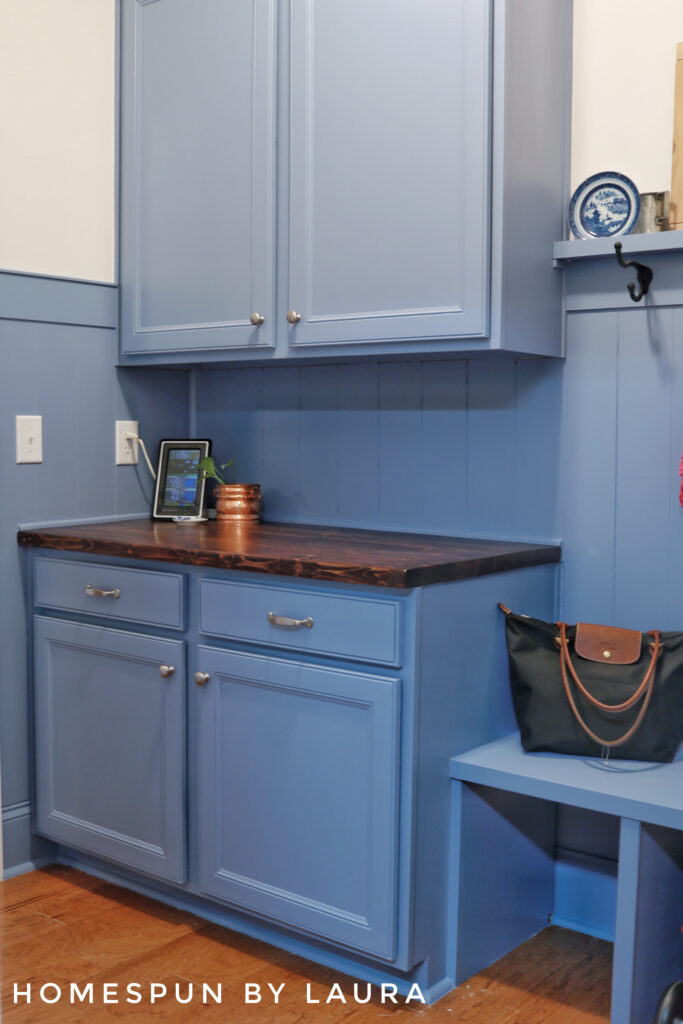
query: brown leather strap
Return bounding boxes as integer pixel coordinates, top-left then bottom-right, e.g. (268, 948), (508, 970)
(557, 622), (660, 712)
(556, 626), (661, 748)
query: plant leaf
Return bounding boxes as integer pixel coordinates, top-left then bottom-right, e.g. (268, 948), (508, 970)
(198, 456), (226, 485)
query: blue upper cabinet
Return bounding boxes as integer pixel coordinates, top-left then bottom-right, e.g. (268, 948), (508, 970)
(119, 0), (572, 365)
(284, 0), (490, 350)
(120, 0), (277, 356)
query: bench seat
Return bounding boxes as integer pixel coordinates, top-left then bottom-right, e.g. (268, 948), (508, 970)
(450, 732), (683, 832)
(449, 733), (683, 1024)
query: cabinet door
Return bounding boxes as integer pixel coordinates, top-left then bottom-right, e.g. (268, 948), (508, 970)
(197, 646), (401, 959)
(120, 0), (276, 355)
(286, 0), (491, 349)
(34, 617), (186, 882)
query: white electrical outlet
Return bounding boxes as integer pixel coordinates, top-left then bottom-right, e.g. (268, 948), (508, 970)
(16, 415), (43, 463)
(115, 420), (139, 465)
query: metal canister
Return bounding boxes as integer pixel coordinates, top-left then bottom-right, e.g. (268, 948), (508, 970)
(634, 191), (670, 233)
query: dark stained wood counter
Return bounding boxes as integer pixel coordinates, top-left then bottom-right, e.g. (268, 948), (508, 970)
(17, 519), (561, 589)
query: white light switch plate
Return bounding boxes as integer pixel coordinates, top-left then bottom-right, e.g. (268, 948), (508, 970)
(116, 420), (139, 465)
(16, 415), (43, 463)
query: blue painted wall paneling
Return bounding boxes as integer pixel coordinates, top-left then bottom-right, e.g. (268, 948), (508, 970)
(555, 282), (683, 910)
(466, 358), (518, 537)
(561, 303), (683, 631)
(0, 271), (117, 328)
(0, 272), (190, 872)
(337, 363), (381, 525)
(299, 365), (340, 523)
(195, 358), (564, 543)
(560, 312), (619, 624)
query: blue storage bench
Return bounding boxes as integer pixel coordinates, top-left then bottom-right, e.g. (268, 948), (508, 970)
(449, 734), (683, 1024)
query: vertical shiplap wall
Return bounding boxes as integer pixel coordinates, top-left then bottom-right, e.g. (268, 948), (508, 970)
(561, 302), (683, 631)
(552, 283), (683, 889)
(196, 357), (563, 542)
(0, 272), (189, 873)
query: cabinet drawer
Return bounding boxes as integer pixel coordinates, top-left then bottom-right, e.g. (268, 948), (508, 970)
(199, 578), (402, 667)
(34, 557), (184, 630)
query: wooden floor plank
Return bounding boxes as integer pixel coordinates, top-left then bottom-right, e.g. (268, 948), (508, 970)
(0, 864), (102, 913)
(22, 880), (207, 970)
(0, 868), (612, 1024)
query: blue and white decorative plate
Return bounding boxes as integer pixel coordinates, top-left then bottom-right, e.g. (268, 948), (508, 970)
(568, 172), (640, 239)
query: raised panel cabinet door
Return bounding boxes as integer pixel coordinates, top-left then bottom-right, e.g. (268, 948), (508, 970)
(33, 617), (186, 882)
(196, 645), (401, 960)
(285, 0), (491, 349)
(120, 0), (276, 355)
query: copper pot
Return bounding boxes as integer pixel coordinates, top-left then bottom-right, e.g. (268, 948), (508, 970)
(215, 483), (262, 523)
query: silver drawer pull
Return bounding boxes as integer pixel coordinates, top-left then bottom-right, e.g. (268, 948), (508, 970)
(268, 611), (314, 630)
(194, 672), (210, 687)
(158, 665), (174, 678)
(85, 585), (121, 599)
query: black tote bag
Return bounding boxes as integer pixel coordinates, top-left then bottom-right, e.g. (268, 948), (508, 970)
(500, 606), (683, 762)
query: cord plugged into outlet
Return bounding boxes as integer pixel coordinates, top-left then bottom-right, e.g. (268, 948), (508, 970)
(115, 420), (157, 479)
(127, 433), (157, 480)
(115, 420), (139, 465)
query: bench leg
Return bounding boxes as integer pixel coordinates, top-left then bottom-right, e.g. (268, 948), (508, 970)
(612, 817), (683, 1024)
(451, 781), (555, 985)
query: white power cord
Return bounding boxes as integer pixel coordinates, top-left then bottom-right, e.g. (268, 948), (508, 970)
(126, 433), (157, 480)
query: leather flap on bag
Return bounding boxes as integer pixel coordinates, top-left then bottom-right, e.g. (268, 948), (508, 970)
(574, 622), (642, 664)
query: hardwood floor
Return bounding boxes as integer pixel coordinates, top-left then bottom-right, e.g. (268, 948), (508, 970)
(0, 866), (612, 1023)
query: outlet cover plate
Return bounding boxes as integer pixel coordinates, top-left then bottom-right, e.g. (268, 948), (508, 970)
(115, 420), (139, 465)
(16, 415), (43, 463)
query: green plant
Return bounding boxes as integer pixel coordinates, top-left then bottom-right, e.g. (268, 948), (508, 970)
(199, 455), (235, 486)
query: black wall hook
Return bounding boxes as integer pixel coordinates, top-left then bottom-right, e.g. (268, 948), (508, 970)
(614, 242), (653, 302)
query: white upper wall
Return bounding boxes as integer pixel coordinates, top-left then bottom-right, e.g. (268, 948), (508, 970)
(572, 0), (683, 196)
(0, 0), (115, 282)
(0, 1), (681, 283)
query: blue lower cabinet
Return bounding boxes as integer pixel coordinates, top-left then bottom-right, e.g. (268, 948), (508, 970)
(33, 616), (186, 883)
(196, 644), (401, 959)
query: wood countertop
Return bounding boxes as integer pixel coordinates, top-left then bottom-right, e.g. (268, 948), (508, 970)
(17, 519), (561, 588)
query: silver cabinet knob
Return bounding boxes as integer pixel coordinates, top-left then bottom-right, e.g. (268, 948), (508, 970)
(194, 672), (210, 687)
(158, 665), (175, 678)
(286, 310), (301, 324)
(85, 585), (121, 599)
(250, 312), (265, 326)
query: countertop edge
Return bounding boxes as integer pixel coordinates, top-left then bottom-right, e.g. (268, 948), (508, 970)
(18, 527), (561, 589)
